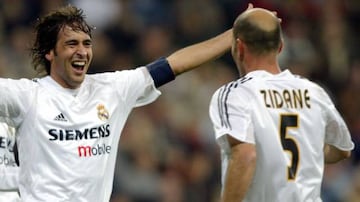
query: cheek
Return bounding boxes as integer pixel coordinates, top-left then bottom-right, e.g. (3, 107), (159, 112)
(88, 49), (93, 59)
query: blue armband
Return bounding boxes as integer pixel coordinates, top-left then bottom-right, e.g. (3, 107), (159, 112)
(146, 57), (175, 88)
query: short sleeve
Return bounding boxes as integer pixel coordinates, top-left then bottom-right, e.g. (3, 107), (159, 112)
(0, 78), (35, 127)
(108, 67), (161, 108)
(135, 67), (162, 107)
(324, 104), (354, 151)
(209, 83), (255, 144)
(318, 88), (354, 151)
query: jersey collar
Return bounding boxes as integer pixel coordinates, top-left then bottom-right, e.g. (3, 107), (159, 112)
(39, 76), (80, 96)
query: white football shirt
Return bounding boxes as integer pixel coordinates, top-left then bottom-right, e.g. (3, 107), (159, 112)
(0, 67), (160, 202)
(209, 70), (354, 202)
(0, 122), (20, 202)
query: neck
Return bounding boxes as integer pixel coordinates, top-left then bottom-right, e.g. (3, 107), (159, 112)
(242, 53), (281, 74)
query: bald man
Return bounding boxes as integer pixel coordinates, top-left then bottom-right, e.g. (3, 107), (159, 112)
(209, 8), (354, 202)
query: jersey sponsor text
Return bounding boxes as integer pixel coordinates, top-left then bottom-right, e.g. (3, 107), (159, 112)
(78, 144), (111, 157)
(0, 154), (17, 166)
(48, 124), (110, 141)
(0, 136), (14, 152)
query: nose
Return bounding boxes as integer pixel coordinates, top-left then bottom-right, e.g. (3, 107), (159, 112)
(76, 45), (88, 57)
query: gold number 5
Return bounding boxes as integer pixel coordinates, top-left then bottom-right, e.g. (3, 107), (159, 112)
(279, 114), (300, 180)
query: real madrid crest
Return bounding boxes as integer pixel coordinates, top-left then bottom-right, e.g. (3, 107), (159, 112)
(97, 104), (109, 121)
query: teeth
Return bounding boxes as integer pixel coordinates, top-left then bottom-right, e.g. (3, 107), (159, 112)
(72, 61), (85, 66)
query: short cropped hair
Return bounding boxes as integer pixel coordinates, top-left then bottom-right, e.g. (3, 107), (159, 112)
(31, 5), (93, 75)
(233, 15), (282, 55)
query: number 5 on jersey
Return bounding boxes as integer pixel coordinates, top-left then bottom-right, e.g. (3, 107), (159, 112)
(279, 114), (300, 180)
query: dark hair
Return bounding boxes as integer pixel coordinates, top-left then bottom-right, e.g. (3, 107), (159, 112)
(31, 5), (93, 75)
(233, 16), (281, 55)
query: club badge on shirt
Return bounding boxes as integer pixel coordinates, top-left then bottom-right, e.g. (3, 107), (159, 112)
(97, 104), (109, 121)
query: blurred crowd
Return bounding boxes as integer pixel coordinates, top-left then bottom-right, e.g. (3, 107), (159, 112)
(0, 0), (359, 202)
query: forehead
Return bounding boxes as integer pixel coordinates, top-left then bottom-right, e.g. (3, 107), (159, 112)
(57, 25), (91, 41)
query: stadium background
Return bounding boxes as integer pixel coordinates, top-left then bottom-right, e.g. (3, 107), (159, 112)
(0, 0), (359, 201)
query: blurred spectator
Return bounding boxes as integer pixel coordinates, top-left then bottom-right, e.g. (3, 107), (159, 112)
(338, 61), (360, 164)
(320, 0), (350, 87)
(70, 0), (121, 30)
(174, 0), (226, 44)
(345, 166), (360, 202)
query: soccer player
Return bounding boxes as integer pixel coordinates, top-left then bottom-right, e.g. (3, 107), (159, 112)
(209, 8), (355, 202)
(0, 4), (256, 202)
(0, 122), (20, 202)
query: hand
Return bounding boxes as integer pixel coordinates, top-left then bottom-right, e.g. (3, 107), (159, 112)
(246, 3), (282, 23)
(272, 11), (282, 23)
(246, 3), (254, 10)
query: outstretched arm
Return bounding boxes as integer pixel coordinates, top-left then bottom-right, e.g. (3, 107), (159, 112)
(145, 3), (255, 87)
(167, 3), (256, 75)
(167, 29), (232, 76)
(145, 27), (232, 88)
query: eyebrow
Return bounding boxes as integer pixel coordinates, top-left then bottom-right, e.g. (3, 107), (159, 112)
(64, 38), (92, 44)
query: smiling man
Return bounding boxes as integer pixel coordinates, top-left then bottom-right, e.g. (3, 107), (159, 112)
(0, 4), (256, 202)
(45, 25), (93, 89)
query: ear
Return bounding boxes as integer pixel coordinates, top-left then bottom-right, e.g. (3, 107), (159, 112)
(236, 38), (245, 61)
(45, 50), (54, 62)
(278, 39), (284, 53)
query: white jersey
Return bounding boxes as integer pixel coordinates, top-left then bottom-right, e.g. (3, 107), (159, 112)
(209, 70), (354, 202)
(0, 67), (160, 202)
(0, 123), (20, 202)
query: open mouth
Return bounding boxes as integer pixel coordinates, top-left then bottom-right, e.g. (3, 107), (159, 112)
(71, 61), (86, 72)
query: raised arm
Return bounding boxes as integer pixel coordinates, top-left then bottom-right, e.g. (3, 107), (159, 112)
(166, 3), (256, 76)
(166, 29), (232, 76)
(145, 4), (256, 87)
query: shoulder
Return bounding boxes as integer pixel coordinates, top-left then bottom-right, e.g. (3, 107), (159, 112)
(212, 81), (237, 100)
(282, 70), (335, 105)
(211, 79), (254, 107)
(293, 75), (334, 102)
(0, 78), (38, 91)
(86, 68), (142, 79)
(85, 68), (145, 84)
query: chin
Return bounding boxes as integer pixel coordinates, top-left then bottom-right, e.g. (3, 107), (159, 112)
(69, 78), (84, 88)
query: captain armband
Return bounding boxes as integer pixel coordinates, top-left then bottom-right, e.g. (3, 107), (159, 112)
(146, 57), (175, 88)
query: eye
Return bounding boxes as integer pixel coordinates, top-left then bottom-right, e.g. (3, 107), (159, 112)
(66, 41), (78, 48)
(83, 40), (92, 48)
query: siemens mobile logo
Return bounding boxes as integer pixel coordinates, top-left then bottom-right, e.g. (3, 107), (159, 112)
(48, 124), (110, 141)
(0, 136), (17, 166)
(48, 124), (112, 157)
(77, 144), (111, 157)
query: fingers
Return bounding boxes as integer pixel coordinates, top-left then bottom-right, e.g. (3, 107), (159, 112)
(247, 3), (282, 23)
(246, 3), (254, 11)
(271, 11), (282, 23)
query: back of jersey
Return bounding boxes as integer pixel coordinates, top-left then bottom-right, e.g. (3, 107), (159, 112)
(246, 70), (326, 202)
(210, 70), (353, 202)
